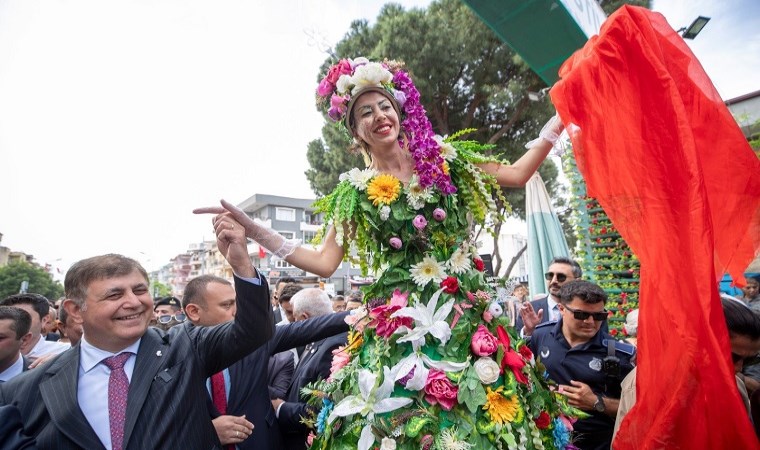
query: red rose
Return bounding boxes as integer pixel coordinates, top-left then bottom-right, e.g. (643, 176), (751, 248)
(424, 370), (458, 411)
(610, 328), (619, 336)
(440, 276), (459, 294)
(518, 344), (533, 362)
(473, 258), (485, 272)
(534, 411), (552, 429)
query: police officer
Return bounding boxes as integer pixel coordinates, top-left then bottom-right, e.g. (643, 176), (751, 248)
(153, 296), (186, 331)
(526, 280), (635, 450)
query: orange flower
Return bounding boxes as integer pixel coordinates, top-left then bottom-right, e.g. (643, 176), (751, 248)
(366, 174), (401, 206)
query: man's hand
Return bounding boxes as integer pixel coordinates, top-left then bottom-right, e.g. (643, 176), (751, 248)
(559, 380), (597, 411)
(212, 414), (254, 445)
(212, 215), (256, 278)
(520, 302), (544, 336)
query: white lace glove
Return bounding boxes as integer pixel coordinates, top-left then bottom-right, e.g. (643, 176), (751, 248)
(194, 199), (302, 259)
(525, 114), (564, 149)
(248, 220), (302, 259)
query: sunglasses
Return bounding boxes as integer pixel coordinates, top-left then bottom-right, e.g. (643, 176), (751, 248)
(563, 305), (608, 322)
(732, 352), (760, 367)
(157, 313), (187, 324)
(544, 272), (568, 283)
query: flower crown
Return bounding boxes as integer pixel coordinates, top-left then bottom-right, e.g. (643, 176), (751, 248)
(316, 57), (456, 195)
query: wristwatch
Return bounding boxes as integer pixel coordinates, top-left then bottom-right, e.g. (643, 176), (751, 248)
(593, 394), (605, 413)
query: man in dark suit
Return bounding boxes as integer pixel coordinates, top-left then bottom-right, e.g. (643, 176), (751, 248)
(272, 276), (298, 325)
(0, 214), (274, 450)
(0, 404), (36, 449)
(516, 257), (582, 335)
(273, 288), (349, 450)
(183, 275), (349, 449)
(0, 306), (33, 382)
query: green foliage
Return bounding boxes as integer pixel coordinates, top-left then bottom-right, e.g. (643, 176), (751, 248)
(306, 0), (560, 218)
(150, 280), (172, 298)
(599, 0), (652, 15)
(0, 262), (64, 301)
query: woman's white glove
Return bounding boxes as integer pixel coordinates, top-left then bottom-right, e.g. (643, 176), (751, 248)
(525, 114), (564, 149)
(194, 199), (301, 259)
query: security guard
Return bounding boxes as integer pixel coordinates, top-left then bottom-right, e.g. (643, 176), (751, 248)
(527, 280), (635, 450)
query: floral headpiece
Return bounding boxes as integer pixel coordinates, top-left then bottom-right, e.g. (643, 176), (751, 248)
(316, 57), (456, 194)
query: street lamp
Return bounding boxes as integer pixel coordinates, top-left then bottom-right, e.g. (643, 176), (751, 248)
(678, 16), (710, 40)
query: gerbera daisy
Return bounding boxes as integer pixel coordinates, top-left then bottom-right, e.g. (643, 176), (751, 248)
(367, 174), (401, 206)
(410, 256), (446, 288)
(482, 386), (522, 424)
(447, 248), (472, 274)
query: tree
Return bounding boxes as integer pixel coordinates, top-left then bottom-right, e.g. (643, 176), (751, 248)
(150, 280), (172, 298)
(0, 262), (64, 300)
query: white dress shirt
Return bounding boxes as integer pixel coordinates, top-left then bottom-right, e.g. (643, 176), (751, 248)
(27, 336), (69, 359)
(0, 352), (24, 382)
(546, 295), (561, 322)
(78, 336), (141, 450)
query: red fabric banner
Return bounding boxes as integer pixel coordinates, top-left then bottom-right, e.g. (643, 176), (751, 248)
(551, 6), (760, 450)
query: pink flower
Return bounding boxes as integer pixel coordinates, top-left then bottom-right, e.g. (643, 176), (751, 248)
(471, 324), (499, 356)
(432, 208), (446, 221)
(328, 346), (351, 380)
(424, 370), (458, 411)
(325, 59), (352, 85)
(317, 78), (334, 97)
(412, 215), (428, 230)
(368, 290), (412, 338)
(389, 237), (402, 249)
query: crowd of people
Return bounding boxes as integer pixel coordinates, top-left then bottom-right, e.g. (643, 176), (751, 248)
(0, 50), (757, 450)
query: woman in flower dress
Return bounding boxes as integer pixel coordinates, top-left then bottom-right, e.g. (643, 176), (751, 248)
(198, 57), (579, 450)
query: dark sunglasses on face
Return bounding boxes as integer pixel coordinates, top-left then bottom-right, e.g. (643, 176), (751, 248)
(732, 352), (760, 367)
(544, 272), (568, 283)
(563, 305), (608, 322)
(157, 313), (186, 324)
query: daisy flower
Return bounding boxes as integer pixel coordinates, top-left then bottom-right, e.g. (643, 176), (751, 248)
(483, 386), (522, 425)
(405, 175), (434, 210)
(410, 256), (446, 288)
(339, 167), (378, 191)
(434, 135), (458, 161)
(447, 248), (472, 274)
(367, 174), (402, 206)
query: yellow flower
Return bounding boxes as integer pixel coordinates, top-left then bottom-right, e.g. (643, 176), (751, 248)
(442, 161), (450, 175)
(367, 174), (401, 206)
(482, 386), (522, 424)
(345, 330), (363, 354)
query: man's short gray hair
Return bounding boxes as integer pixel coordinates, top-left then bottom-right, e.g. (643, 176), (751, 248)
(291, 288), (332, 318)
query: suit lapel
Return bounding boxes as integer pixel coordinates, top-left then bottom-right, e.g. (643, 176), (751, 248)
(39, 348), (104, 450)
(123, 331), (167, 448)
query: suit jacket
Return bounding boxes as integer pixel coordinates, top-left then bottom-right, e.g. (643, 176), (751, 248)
(268, 351), (294, 400)
(273, 307), (283, 325)
(0, 276), (272, 450)
(279, 331), (348, 450)
(209, 312), (349, 450)
(515, 296), (551, 332)
(0, 404), (36, 450)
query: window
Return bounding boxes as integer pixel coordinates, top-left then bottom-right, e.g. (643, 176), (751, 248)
(303, 230), (317, 243)
(304, 212), (320, 225)
(275, 259), (294, 269)
(279, 231), (295, 240)
(276, 207), (296, 221)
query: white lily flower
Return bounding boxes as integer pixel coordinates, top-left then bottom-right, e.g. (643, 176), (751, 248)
(328, 367), (412, 450)
(392, 341), (469, 391)
(391, 288), (454, 347)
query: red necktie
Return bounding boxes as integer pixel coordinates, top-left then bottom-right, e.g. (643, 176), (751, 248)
(211, 371), (235, 450)
(102, 352), (132, 450)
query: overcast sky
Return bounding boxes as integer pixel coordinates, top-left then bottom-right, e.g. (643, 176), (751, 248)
(0, 0), (757, 275)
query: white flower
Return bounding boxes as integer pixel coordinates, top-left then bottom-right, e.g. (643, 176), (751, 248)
(336, 74), (353, 95)
(447, 248), (472, 275)
(379, 205), (391, 221)
(434, 135), (458, 161)
(329, 367), (412, 450)
(439, 428), (473, 450)
(391, 341), (468, 391)
(473, 357), (500, 384)
(350, 56), (370, 68)
(380, 438), (397, 450)
(339, 167), (378, 191)
(405, 175), (434, 210)
(392, 288), (454, 347)
(410, 256), (446, 288)
(350, 62), (393, 95)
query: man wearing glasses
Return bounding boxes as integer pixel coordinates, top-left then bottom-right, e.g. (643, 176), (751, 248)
(516, 257), (582, 334)
(153, 296), (186, 331)
(527, 280), (635, 450)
